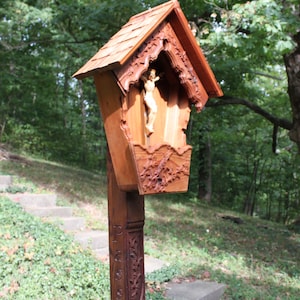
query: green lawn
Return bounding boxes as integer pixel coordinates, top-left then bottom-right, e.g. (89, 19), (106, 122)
(1, 157), (300, 299)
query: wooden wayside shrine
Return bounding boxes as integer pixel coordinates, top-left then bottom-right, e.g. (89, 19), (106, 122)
(73, 0), (223, 299)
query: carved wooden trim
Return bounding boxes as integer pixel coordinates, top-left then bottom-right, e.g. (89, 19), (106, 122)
(114, 22), (208, 111)
(110, 224), (125, 300)
(131, 143), (192, 194)
(162, 23), (208, 112)
(114, 25), (165, 93)
(127, 229), (144, 300)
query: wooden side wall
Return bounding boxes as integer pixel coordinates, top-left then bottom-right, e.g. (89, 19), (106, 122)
(94, 71), (138, 191)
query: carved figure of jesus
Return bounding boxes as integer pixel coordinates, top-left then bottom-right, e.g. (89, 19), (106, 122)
(141, 69), (160, 136)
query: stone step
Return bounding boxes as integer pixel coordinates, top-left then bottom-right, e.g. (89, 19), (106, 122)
(74, 230), (108, 250)
(0, 175), (13, 191)
(165, 280), (226, 300)
(93, 247), (109, 258)
(144, 255), (169, 273)
(8, 194), (57, 207)
(24, 206), (73, 218)
(48, 216), (86, 231)
(74, 232), (169, 274)
(92, 249), (168, 274)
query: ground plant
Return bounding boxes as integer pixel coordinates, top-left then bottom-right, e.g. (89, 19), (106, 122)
(1, 157), (299, 299)
(0, 197), (110, 299)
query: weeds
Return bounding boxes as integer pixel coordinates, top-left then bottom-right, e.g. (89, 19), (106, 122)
(1, 158), (300, 299)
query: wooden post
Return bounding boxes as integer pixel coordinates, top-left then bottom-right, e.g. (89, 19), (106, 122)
(73, 3), (223, 299)
(107, 151), (145, 300)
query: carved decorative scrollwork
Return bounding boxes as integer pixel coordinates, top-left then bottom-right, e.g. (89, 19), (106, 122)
(111, 225), (124, 300)
(114, 26), (165, 92)
(132, 143), (192, 194)
(127, 230), (144, 300)
(114, 21), (208, 111)
(110, 222), (145, 299)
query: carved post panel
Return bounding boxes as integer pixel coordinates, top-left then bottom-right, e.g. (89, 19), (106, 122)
(73, 1), (223, 299)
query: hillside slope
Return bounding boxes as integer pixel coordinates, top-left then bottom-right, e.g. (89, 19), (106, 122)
(1, 155), (300, 299)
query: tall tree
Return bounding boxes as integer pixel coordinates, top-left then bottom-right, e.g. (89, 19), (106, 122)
(182, 0), (300, 221)
(0, 0), (148, 165)
(284, 31), (300, 149)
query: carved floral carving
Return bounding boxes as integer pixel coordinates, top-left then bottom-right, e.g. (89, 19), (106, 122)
(127, 230), (144, 300)
(110, 222), (145, 300)
(111, 225), (124, 300)
(131, 143), (192, 194)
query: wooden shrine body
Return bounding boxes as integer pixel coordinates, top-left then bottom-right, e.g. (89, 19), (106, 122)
(95, 44), (195, 195)
(74, 0), (222, 195)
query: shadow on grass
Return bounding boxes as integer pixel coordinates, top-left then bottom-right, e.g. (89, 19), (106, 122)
(144, 196), (300, 299)
(0, 159), (107, 203)
(186, 265), (300, 300)
(1, 157), (299, 298)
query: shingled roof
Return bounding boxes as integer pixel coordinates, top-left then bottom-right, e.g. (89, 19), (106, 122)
(73, 0), (223, 98)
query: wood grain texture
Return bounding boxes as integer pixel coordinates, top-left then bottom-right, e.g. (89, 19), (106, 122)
(130, 143), (192, 194)
(107, 153), (145, 300)
(94, 72), (138, 191)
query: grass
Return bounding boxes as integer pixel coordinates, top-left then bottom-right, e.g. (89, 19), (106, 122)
(0, 157), (108, 231)
(0, 196), (110, 299)
(145, 197), (300, 299)
(1, 155), (300, 299)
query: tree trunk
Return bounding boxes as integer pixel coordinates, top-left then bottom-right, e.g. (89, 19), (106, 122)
(205, 134), (212, 202)
(0, 119), (6, 142)
(243, 159), (259, 216)
(284, 32), (300, 150)
(197, 130), (212, 202)
(78, 80), (87, 164)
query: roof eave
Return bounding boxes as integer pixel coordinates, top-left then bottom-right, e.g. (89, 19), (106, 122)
(168, 7), (223, 98)
(73, 62), (121, 80)
(73, 1), (177, 80)
(73, 0), (223, 99)
(117, 5), (175, 66)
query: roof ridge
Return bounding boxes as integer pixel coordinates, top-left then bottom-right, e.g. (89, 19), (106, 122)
(128, 0), (177, 20)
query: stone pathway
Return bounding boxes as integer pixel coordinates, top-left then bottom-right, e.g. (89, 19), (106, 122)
(1, 175), (226, 299)
(0, 175), (166, 274)
(165, 280), (226, 300)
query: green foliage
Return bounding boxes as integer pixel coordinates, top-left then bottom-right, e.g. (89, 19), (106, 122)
(182, 0), (300, 223)
(196, 0), (297, 94)
(5, 185), (28, 194)
(146, 264), (182, 284)
(145, 265), (181, 299)
(0, 196), (110, 299)
(3, 121), (47, 155)
(0, 0), (300, 224)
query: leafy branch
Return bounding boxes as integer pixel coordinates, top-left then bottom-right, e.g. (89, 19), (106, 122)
(206, 95), (293, 152)
(206, 95), (292, 130)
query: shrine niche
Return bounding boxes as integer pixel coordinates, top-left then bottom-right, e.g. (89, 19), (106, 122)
(73, 0), (223, 195)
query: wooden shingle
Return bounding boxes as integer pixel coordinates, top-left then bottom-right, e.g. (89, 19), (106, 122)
(73, 1), (175, 78)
